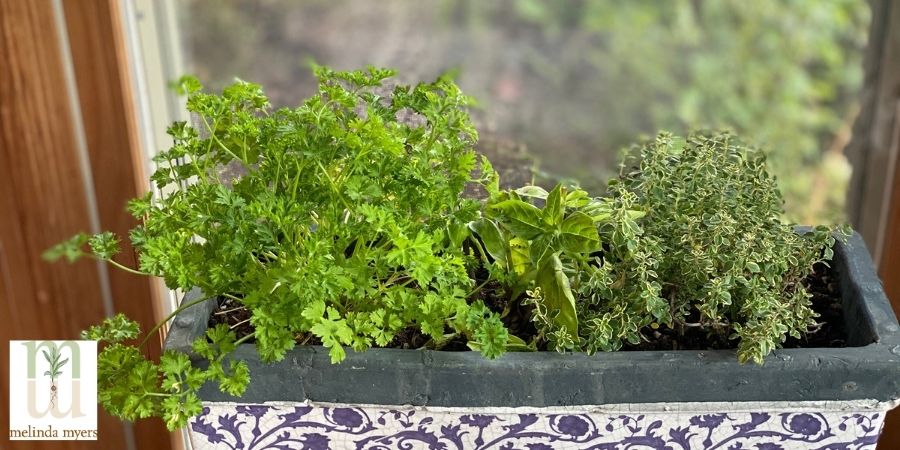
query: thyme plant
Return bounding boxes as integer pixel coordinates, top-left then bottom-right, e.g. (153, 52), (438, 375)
(605, 132), (845, 364)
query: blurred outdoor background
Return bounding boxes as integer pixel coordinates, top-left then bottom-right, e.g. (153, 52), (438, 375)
(180, 0), (870, 224)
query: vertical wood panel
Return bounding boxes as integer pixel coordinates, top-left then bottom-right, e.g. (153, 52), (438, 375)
(61, 0), (174, 448)
(854, 1), (900, 448)
(0, 0), (129, 448)
(877, 104), (900, 449)
(883, 105), (900, 312)
(846, 0), (899, 252)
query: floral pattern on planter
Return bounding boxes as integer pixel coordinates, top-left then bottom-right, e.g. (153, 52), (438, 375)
(189, 403), (885, 449)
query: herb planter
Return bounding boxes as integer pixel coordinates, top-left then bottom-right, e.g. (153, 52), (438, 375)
(166, 232), (900, 449)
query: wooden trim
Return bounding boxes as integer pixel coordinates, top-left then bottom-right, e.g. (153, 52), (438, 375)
(845, 0), (900, 259)
(878, 105), (900, 450)
(0, 0), (173, 448)
(0, 1), (128, 448)
(883, 102), (900, 304)
(856, 1), (900, 448)
(60, 0), (173, 447)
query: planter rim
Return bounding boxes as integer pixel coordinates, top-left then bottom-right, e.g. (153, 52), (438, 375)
(201, 398), (900, 414)
(165, 232), (900, 407)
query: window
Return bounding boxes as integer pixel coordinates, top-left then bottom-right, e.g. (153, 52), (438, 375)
(168, 0), (869, 226)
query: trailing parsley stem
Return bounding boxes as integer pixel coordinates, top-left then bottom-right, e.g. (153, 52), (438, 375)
(229, 318), (251, 330)
(104, 258), (149, 277)
(200, 114), (244, 162)
(139, 294), (218, 349)
(233, 333), (255, 347)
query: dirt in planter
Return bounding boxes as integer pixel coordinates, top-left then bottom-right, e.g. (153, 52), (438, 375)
(209, 259), (848, 354)
(209, 298), (255, 339)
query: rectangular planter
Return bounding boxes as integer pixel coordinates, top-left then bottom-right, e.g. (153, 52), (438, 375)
(166, 232), (900, 449)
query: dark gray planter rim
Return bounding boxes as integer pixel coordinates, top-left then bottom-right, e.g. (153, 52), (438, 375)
(165, 232), (900, 407)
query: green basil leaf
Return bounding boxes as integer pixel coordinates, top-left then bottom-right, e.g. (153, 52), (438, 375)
(509, 237), (531, 276)
(488, 199), (545, 240)
(535, 253), (579, 339)
(529, 234), (556, 266)
(514, 185), (549, 199)
(469, 219), (508, 266)
(543, 184), (564, 226)
(558, 211), (601, 254)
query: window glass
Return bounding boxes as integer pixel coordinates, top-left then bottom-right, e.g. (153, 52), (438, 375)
(179, 0), (869, 223)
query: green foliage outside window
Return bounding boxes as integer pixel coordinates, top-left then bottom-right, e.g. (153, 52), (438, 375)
(184, 0), (868, 223)
(504, 0), (867, 223)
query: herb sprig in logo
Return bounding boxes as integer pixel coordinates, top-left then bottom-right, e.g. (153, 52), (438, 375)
(9, 341), (97, 440)
(42, 345), (69, 410)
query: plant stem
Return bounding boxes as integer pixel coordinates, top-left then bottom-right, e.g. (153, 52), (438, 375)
(201, 115), (243, 162)
(315, 161), (352, 211)
(220, 293), (244, 302)
(233, 333), (255, 347)
(229, 318), (251, 330)
(214, 305), (246, 316)
(102, 258), (149, 277)
(467, 279), (493, 298)
(683, 321), (729, 328)
(142, 391), (173, 398)
(139, 295), (218, 349)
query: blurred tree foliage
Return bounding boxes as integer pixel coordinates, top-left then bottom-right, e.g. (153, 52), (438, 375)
(181, 0), (869, 223)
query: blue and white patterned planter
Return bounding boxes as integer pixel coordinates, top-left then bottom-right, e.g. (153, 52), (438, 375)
(168, 234), (900, 449)
(189, 400), (894, 449)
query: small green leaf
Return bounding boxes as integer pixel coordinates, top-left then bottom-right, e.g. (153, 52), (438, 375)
(81, 313), (141, 342)
(219, 360), (250, 396)
(301, 300), (327, 324)
(160, 351), (190, 376)
(88, 232), (121, 260)
(191, 337), (214, 360)
(514, 185), (549, 199)
(42, 233), (90, 263)
(473, 314), (508, 359)
(170, 75), (202, 96)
